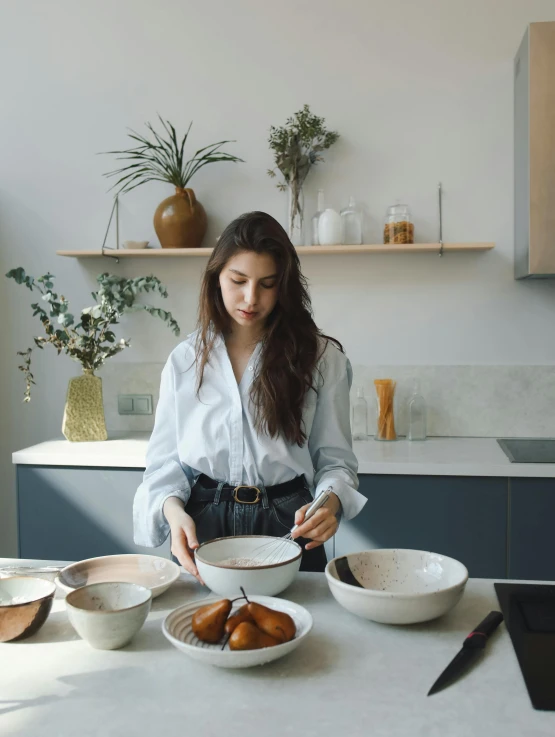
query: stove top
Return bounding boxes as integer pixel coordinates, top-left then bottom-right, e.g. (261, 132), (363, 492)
(497, 438), (555, 463)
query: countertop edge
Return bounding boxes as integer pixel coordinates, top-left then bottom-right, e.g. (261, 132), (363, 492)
(11, 436), (555, 478)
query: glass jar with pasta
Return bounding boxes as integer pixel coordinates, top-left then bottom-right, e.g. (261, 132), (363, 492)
(383, 204), (414, 245)
(374, 378), (397, 441)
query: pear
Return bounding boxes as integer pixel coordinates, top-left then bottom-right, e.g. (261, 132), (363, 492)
(228, 621), (280, 650)
(224, 603), (254, 634)
(247, 602), (296, 643)
(192, 599), (232, 643)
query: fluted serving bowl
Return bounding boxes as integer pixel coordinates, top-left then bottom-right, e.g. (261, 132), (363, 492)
(163, 594), (312, 668)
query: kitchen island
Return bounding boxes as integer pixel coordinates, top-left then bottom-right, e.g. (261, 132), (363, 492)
(0, 558), (553, 737)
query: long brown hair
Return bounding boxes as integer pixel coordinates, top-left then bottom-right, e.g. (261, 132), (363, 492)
(195, 211), (343, 446)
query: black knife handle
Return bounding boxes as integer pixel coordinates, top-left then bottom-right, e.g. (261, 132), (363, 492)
(464, 610), (504, 649)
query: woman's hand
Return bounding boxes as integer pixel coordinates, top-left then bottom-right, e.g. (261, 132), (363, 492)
(291, 492), (341, 550)
(163, 497), (205, 585)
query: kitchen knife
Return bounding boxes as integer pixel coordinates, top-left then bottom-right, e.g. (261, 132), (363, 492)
(427, 610), (504, 696)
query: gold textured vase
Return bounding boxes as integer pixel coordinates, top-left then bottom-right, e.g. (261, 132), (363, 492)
(62, 369), (108, 442)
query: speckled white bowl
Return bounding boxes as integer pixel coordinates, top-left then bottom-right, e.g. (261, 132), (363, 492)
(65, 582), (152, 649)
(56, 554), (179, 599)
(325, 549), (468, 625)
(195, 536), (302, 597)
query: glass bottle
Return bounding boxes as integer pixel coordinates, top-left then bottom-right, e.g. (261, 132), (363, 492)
(383, 203), (414, 244)
(407, 379), (427, 441)
(341, 195), (363, 245)
(351, 387), (368, 441)
(311, 189), (325, 245)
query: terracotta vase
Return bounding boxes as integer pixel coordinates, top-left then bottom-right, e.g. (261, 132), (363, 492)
(153, 187), (208, 249)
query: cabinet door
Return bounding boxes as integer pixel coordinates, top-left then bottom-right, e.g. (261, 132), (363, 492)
(509, 478), (555, 581)
(17, 466), (171, 561)
(335, 475), (508, 579)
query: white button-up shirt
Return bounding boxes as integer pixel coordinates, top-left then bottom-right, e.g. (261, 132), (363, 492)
(133, 331), (367, 548)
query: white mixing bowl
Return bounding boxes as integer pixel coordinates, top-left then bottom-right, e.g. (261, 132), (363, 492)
(325, 549), (468, 625)
(195, 535), (302, 597)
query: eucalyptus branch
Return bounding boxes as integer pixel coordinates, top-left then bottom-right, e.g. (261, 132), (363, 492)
(6, 269), (181, 401)
(267, 105), (339, 230)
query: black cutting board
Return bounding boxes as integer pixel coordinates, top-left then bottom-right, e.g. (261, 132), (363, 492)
(495, 582), (555, 710)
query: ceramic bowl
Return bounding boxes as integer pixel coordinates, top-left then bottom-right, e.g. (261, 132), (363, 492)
(56, 554), (179, 599)
(122, 240), (149, 249)
(0, 577), (56, 642)
(195, 536), (302, 597)
(66, 581), (152, 649)
(163, 594), (312, 668)
(325, 549), (469, 625)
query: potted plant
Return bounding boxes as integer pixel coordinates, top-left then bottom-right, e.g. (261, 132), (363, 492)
(6, 268), (180, 442)
(267, 104), (339, 246)
(102, 116), (244, 249)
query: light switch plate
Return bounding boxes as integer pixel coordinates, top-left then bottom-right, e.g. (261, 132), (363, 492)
(118, 394), (153, 415)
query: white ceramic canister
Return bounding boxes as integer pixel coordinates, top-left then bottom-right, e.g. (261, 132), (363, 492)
(318, 208), (342, 246)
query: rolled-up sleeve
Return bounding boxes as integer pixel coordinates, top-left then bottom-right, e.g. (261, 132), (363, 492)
(133, 357), (194, 547)
(308, 357), (367, 520)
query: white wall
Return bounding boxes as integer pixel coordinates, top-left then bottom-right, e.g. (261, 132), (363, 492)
(2, 0), (555, 555)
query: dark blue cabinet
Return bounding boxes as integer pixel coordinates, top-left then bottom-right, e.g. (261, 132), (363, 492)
(508, 478), (555, 581)
(16, 464), (554, 581)
(16, 465), (171, 560)
(336, 475), (508, 578)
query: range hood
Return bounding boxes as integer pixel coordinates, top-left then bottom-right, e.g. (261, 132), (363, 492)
(514, 21), (555, 279)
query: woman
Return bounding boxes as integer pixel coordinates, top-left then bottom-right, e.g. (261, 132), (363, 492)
(133, 211), (366, 581)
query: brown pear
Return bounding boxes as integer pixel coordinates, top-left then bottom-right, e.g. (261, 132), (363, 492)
(224, 604), (255, 634)
(246, 602), (296, 643)
(192, 599), (232, 643)
(228, 621), (280, 650)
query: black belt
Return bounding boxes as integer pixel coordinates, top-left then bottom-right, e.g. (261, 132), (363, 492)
(190, 473), (305, 504)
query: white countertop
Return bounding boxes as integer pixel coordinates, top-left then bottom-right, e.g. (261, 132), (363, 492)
(0, 558), (552, 737)
(11, 434), (555, 477)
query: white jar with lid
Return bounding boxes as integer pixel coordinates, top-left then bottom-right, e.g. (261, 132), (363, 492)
(318, 208), (342, 245)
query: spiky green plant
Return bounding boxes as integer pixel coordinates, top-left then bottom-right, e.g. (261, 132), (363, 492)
(102, 115), (244, 194)
(6, 268), (180, 401)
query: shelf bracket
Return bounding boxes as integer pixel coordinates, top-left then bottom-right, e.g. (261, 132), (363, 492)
(438, 182), (444, 257)
(100, 195), (120, 263)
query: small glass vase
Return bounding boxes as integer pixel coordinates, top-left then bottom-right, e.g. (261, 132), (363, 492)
(62, 369), (108, 442)
(287, 183), (305, 246)
(374, 379), (397, 441)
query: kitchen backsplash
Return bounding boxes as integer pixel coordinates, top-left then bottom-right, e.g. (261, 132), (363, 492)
(100, 362), (555, 438)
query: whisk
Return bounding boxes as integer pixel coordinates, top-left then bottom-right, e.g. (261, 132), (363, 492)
(247, 490), (332, 566)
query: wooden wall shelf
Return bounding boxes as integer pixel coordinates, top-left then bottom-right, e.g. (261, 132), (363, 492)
(56, 242), (494, 258)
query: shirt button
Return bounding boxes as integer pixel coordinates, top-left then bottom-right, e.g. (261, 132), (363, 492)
(248, 365), (253, 371)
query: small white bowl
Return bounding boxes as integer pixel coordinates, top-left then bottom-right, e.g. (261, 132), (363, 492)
(122, 240), (149, 249)
(56, 554), (179, 599)
(0, 577), (56, 642)
(195, 536), (302, 597)
(163, 595), (312, 668)
(66, 581), (152, 649)
(325, 549), (468, 625)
